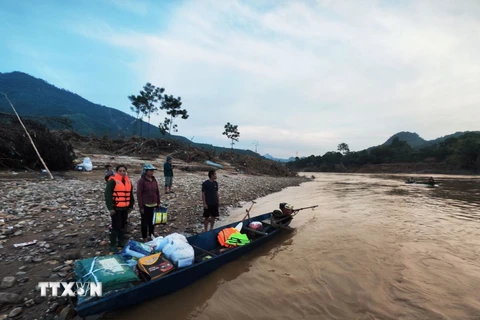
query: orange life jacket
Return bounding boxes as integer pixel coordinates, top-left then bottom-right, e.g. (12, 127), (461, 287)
(109, 173), (132, 208)
(217, 227), (240, 248)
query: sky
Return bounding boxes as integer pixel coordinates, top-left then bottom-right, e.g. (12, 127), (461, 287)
(1, 0), (479, 158)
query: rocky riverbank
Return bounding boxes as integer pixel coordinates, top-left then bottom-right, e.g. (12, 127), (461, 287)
(0, 169), (310, 319)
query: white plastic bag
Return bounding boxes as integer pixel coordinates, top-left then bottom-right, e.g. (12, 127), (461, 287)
(82, 157), (93, 171)
(155, 237), (170, 252)
(157, 233), (187, 252)
(165, 233), (187, 243)
(162, 239), (190, 257)
(157, 232), (194, 268)
(145, 236), (164, 248)
(162, 240), (179, 258)
(170, 246), (194, 268)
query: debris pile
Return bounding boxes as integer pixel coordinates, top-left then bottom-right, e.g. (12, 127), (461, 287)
(218, 152), (294, 177)
(54, 131), (294, 177)
(0, 115), (75, 171)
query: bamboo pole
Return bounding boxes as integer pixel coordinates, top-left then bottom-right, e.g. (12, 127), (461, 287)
(1, 92), (54, 180)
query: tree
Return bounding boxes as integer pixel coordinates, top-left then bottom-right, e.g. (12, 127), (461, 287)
(145, 85), (164, 136)
(128, 83), (164, 137)
(129, 102), (143, 137)
(337, 143), (350, 155)
(158, 118), (171, 136)
(457, 133), (480, 171)
(222, 122), (240, 149)
(158, 95), (189, 135)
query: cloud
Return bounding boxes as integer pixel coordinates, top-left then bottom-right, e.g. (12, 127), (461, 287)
(72, 0), (480, 158)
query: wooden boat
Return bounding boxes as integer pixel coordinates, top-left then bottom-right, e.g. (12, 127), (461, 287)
(73, 212), (292, 318)
(404, 181), (438, 187)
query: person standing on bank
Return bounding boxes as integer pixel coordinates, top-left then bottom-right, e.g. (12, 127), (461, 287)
(137, 164), (161, 242)
(105, 164), (134, 253)
(164, 155), (174, 194)
(104, 164), (115, 182)
(202, 169), (219, 232)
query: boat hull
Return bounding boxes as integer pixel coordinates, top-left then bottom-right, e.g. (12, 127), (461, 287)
(75, 212), (286, 317)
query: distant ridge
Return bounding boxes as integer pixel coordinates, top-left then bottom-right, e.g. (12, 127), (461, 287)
(382, 131), (480, 149)
(263, 153), (296, 163)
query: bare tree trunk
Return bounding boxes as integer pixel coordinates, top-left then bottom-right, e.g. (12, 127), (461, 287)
(1, 93), (54, 180)
(147, 111), (151, 137)
(135, 111), (139, 136)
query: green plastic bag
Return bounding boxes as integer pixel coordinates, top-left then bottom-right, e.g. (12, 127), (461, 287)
(74, 254), (140, 304)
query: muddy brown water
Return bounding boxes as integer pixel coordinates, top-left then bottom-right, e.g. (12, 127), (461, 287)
(110, 173), (480, 320)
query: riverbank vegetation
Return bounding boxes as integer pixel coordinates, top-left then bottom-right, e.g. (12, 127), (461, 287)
(287, 133), (480, 174)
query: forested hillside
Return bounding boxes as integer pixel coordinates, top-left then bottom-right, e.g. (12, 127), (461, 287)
(288, 133), (480, 173)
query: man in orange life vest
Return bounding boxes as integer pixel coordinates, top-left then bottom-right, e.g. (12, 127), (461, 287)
(105, 164), (135, 253)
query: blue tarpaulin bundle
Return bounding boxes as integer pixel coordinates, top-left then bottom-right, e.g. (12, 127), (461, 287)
(205, 160), (224, 169)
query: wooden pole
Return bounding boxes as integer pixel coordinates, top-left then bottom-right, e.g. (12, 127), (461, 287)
(241, 200), (256, 223)
(1, 92), (54, 180)
(191, 244), (217, 256)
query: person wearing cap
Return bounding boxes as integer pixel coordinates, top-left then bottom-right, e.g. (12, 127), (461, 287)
(164, 155), (174, 194)
(104, 164), (115, 182)
(105, 164), (134, 253)
(272, 202), (294, 224)
(137, 164), (161, 242)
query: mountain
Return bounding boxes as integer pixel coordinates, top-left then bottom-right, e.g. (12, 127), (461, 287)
(382, 132), (427, 148)
(0, 71), (175, 139)
(0, 71), (259, 157)
(263, 153), (296, 163)
(382, 131), (480, 149)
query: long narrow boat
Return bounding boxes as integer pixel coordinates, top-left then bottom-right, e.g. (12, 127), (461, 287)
(73, 211), (291, 318)
(405, 181), (438, 187)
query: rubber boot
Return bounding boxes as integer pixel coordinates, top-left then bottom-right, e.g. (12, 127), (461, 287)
(118, 230), (125, 248)
(109, 230), (118, 253)
(125, 221), (130, 235)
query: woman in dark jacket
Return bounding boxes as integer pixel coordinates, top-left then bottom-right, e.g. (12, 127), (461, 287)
(137, 164), (161, 242)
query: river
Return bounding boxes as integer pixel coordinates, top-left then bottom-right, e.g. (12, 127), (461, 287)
(112, 173), (480, 320)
